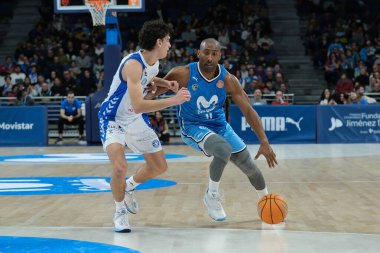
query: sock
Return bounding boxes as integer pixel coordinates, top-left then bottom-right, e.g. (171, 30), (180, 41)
(208, 178), (220, 193)
(256, 187), (268, 199)
(126, 176), (140, 192)
(115, 200), (124, 211)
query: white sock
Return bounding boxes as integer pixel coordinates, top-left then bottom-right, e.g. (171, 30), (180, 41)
(126, 176), (140, 192)
(115, 200), (124, 211)
(208, 178), (220, 193)
(256, 187), (268, 199)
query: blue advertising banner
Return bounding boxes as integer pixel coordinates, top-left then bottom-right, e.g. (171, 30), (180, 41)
(229, 105), (316, 144)
(0, 106), (48, 146)
(317, 105), (380, 143)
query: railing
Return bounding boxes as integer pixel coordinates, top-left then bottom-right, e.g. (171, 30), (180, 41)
(0, 96), (87, 138)
(0, 93), (297, 138)
(365, 92), (380, 102)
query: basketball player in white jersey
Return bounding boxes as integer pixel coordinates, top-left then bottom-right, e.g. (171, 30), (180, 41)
(98, 20), (191, 233)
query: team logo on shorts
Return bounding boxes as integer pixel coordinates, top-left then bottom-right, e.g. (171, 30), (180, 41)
(192, 84), (198, 91)
(217, 80), (224, 88)
(152, 139), (160, 148)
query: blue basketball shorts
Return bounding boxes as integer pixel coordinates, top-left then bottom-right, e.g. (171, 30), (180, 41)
(180, 123), (246, 156)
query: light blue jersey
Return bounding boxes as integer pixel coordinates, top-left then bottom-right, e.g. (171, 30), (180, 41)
(178, 62), (227, 128)
(179, 62), (246, 155)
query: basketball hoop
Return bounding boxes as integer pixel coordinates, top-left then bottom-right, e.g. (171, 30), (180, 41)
(85, 0), (111, 26)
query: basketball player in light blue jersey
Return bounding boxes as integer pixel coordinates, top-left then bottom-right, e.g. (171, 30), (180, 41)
(98, 20), (191, 232)
(155, 38), (278, 221)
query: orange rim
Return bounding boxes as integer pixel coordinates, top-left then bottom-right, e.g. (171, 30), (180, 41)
(86, 0), (110, 10)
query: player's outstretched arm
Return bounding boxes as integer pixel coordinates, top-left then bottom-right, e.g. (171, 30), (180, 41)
(225, 72), (278, 168)
(123, 60), (190, 113)
(145, 66), (189, 100)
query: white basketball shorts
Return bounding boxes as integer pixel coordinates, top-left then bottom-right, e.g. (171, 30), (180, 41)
(99, 115), (162, 154)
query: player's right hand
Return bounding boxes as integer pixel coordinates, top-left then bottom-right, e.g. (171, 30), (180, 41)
(174, 88), (191, 104)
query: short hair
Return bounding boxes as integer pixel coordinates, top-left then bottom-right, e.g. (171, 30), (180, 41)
(138, 19), (172, 51)
(200, 38), (221, 51)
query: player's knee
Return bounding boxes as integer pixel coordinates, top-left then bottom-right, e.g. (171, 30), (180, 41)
(204, 134), (232, 160)
(112, 162), (127, 178)
(213, 143), (232, 160)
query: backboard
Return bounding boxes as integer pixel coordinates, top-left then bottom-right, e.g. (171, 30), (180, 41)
(54, 0), (145, 13)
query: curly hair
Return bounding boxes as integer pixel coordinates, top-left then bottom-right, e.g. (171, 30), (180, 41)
(138, 19), (172, 51)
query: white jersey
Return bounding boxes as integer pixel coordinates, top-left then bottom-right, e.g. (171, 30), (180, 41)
(99, 50), (159, 123)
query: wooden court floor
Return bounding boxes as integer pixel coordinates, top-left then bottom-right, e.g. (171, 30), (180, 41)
(0, 143), (380, 252)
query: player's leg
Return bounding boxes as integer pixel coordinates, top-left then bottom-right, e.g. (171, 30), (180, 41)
(221, 123), (268, 199)
(182, 125), (230, 221)
(100, 119), (131, 233)
(123, 115), (165, 214)
(55, 117), (66, 144)
(106, 143), (128, 202)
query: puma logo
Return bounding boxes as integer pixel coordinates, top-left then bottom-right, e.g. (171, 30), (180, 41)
(285, 117), (303, 131)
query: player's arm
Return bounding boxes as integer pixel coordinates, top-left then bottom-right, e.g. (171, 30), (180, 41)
(123, 60), (190, 114)
(74, 103), (82, 118)
(225, 72), (278, 168)
(145, 66), (190, 99)
(60, 108), (68, 120)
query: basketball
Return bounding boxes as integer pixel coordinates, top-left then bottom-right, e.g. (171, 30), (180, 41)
(257, 193), (288, 224)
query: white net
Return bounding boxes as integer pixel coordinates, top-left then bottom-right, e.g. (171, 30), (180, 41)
(85, 1), (111, 26)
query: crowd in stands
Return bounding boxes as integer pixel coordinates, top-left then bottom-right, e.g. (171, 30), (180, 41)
(0, 0), (290, 106)
(298, 0), (380, 104)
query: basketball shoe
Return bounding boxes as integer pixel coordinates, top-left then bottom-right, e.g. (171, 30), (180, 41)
(124, 190), (139, 214)
(203, 189), (226, 221)
(113, 208), (131, 233)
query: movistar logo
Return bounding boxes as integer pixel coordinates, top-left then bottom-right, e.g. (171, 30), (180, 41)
(197, 95), (218, 113)
(0, 122), (34, 130)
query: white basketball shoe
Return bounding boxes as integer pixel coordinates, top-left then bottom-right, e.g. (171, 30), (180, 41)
(203, 189), (226, 221)
(124, 190), (139, 214)
(113, 208), (131, 233)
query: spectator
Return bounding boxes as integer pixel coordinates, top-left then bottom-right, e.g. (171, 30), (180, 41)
(1, 75), (14, 97)
(55, 91), (85, 145)
(10, 65), (26, 85)
(319, 88), (331, 105)
(75, 49), (92, 70)
(271, 90), (289, 105)
(356, 86), (377, 104)
(150, 111), (170, 144)
(250, 88), (267, 105)
(0, 56), (15, 75)
(354, 66), (370, 89)
(324, 53), (340, 89)
(335, 73), (354, 95)
(79, 69), (96, 96)
(50, 77), (66, 96)
(17, 89), (34, 106)
(40, 82), (52, 97)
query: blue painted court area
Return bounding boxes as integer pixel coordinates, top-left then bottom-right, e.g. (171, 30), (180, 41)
(0, 153), (186, 163)
(0, 236), (139, 253)
(0, 177), (176, 196)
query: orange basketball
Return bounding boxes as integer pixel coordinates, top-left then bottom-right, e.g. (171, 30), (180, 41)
(257, 193), (288, 224)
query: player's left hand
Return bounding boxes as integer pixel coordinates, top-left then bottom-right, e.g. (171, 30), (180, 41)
(254, 142), (278, 168)
(167, 80), (179, 93)
(144, 81), (157, 100)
